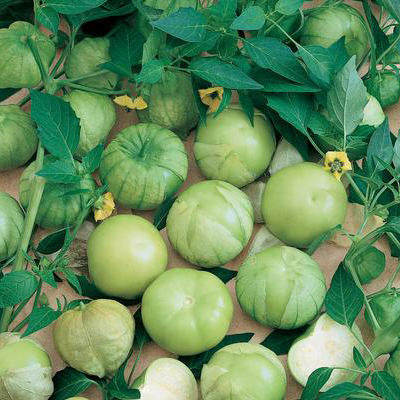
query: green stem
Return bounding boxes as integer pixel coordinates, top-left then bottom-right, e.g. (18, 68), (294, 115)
(58, 81), (129, 95)
(128, 343), (144, 385)
(9, 295), (34, 325)
(346, 173), (367, 203)
(377, 31), (400, 65)
(370, 177), (397, 210)
(27, 38), (50, 84)
(0, 147), (45, 333)
(386, 261), (400, 289)
(61, 69), (110, 84)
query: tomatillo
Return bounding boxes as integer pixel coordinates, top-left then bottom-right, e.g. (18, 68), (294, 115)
(200, 343), (287, 400)
(87, 215), (168, 299)
(141, 268), (234, 356)
(262, 162), (348, 248)
(194, 105), (276, 187)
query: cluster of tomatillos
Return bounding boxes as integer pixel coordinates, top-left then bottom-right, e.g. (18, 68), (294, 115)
(0, 2), (399, 400)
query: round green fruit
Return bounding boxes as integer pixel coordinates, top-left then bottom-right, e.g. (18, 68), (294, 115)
(300, 3), (369, 64)
(354, 246), (385, 285)
(0, 21), (55, 88)
(0, 332), (53, 400)
(0, 105), (38, 171)
(142, 268), (234, 356)
(200, 343), (286, 400)
(53, 299), (135, 378)
(365, 71), (400, 109)
(360, 94), (385, 128)
(100, 123), (188, 210)
(385, 345), (400, 385)
(19, 156), (96, 229)
(288, 313), (363, 391)
(137, 71), (199, 139)
(63, 90), (116, 158)
(262, 162), (348, 248)
(65, 37), (118, 89)
(194, 105), (276, 187)
(236, 246), (326, 329)
(166, 180), (254, 267)
(0, 192), (24, 262)
(133, 358), (198, 400)
(87, 215), (168, 299)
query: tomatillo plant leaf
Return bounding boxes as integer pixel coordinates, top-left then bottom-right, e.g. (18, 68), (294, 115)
(261, 326), (308, 355)
(275, 0), (303, 15)
(133, 309), (150, 348)
(30, 90), (80, 162)
(154, 196), (177, 230)
(179, 332), (254, 379)
(367, 118), (393, 173)
(207, 267), (237, 284)
(318, 383), (377, 399)
(82, 144), (103, 174)
(393, 135), (400, 171)
(37, 229), (67, 255)
(301, 367), (334, 400)
(107, 359), (140, 399)
(238, 91), (254, 125)
(51, 367), (96, 400)
(381, 0), (400, 23)
(45, 0), (107, 14)
(371, 371), (400, 400)
(208, 0), (237, 22)
(353, 347), (367, 370)
(307, 225), (343, 255)
(0, 88), (19, 102)
(136, 59), (169, 84)
(0, 271), (38, 307)
(22, 305), (62, 337)
(230, 6), (265, 30)
(174, 31), (221, 58)
(327, 37), (350, 74)
(189, 57), (263, 90)
(36, 160), (80, 184)
(142, 30), (165, 64)
(151, 7), (207, 42)
(324, 264), (364, 327)
(35, 6), (60, 33)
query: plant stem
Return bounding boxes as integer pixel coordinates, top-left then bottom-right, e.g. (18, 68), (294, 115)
(386, 261), (400, 289)
(128, 343), (144, 385)
(60, 70), (110, 84)
(57, 81), (129, 96)
(27, 38), (50, 84)
(0, 147), (45, 333)
(377, 31), (400, 65)
(346, 173), (367, 203)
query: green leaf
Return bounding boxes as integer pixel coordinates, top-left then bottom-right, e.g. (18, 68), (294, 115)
(327, 37), (350, 74)
(0, 88), (19, 102)
(64, 299), (90, 311)
(216, 34), (238, 59)
(175, 31), (220, 58)
(30, 90), (80, 161)
(353, 347), (367, 370)
(107, 357), (141, 399)
(152, 7), (206, 42)
(133, 308), (151, 348)
(367, 118), (394, 173)
(244, 37), (310, 84)
(261, 326), (308, 355)
(275, 0), (303, 15)
(142, 29), (165, 64)
(51, 367), (96, 400)
(381, 0), (400, 23)
(326, 56), (368, 141)
(324, 263), (364, 327)
(208, 0), (237, 21)
(44, 0), (107, 15)
(207, 267), (237, 284)
(37, 229), (67, 255)
(136, 58), (169, 84)
(214, 88), (232, 117)
(68, 275), (104, 299)
(189, 57), (263, 90)
(0, 271), (38, 307)
(319, 382), (376, 400)
(154, 196), (176, 230)
(36, 160), (80, 184)
(102, 24), (145, 76)
(266, 92), (313, 136)
(37, 269), (58, 288)
(180, 332), (254, 379)
(371, 371), (400, 400)
(82, 144), (103, 174)
(307, 225), (343, 255)
(62, 268), (82, 295)
(353, 246), (386, 285)
(230, 6), (265, 30)
(22, 305), (62, 337)
(238, 91), (254, 126)
(36, 6), (60, 33)
(393, 135), (400, 170)
(301, 367), (334, 400)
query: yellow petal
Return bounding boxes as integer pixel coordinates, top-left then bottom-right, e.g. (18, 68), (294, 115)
(114, 95), (136, 108)
(94, 192), (115, 221)
(132, 96), (148, 110)
(209, 98), (221, 112)
(199, 87), (224, 112)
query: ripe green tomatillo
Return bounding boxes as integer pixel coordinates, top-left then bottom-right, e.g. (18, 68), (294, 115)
(0, 333), (54, 400)
(200, 343), (287, 400)
(262, 162), (348, 248)
(100, 123), (188, 210)
(364, 71), (400, 109)
(141, 268), (233, 356)
(194, 105), (276, 188)
(87, 215), (168, 299)
(236, 246), (326, 329)
(166, 180), (254, 267)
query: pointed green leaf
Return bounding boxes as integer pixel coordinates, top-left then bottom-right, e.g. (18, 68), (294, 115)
(45, 0), (107, 14)
(22, 305), (62, 337)
(230, 6), (265, 30)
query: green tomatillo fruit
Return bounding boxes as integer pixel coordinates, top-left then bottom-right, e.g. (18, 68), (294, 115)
(364, 71), (400, 109)
(360, 94), (385, 128)
(63, 90), (116, 158)
(100, 123), (188, 210)
(166, 180), (254, 267)
(0, 192), (24, 262)
(0, 21), (55, 88)
(385, 344), (400, 385)
(200, 343), (287, 400)
(142, 268), (234, 356)
(262, 162), (348, 248)
(300, 3), (369, 64)
(19, 156), (96, 229)
(65, 37), (118, 89)
(137, 71), (199, 139)
(236, 246), (326, 329)
(242, 180), (266, 223)
(0, 105), (38, 171)
(268, 138), (304, 176)
(0, 332), (54, 400)
(133, 358), (198, 400)
(87, 215), (168, 300)
(288, 313), (363, 391)
(194, 105), (276, 188)
(53, 299), (134, 378)
(353, 246), (386, 285)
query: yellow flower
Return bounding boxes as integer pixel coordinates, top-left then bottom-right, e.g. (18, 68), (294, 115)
(94, 192), (115, 222)
(199, 87), (224, 112)
(113, 95), (148, 110)
(324, 151), (352, 180)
